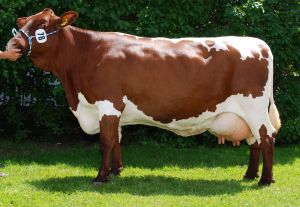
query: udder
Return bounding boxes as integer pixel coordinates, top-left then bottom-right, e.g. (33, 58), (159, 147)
(209, 112), (252, 145)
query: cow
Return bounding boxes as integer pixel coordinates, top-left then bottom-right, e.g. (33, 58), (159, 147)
(6, 8), (281, 186)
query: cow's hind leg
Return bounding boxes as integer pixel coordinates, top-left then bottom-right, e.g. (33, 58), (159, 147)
(258, 124), (275, 186)
(93, 115), (120, 184)
(246, 121), (275, 186)
(244, 140), (260, 180)
(241, 109), (275, 185)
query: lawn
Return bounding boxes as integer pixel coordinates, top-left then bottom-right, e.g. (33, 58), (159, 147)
(0, 140), (299, 207)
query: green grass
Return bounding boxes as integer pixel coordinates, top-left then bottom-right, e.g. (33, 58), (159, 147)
(0, 141), (299, 207)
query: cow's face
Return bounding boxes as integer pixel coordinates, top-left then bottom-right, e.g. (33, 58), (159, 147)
(7, 8), (78, 58)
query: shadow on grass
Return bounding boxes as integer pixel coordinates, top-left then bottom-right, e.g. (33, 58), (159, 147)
(28, 175), (254, 196)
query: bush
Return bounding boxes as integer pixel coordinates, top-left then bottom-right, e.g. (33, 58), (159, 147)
(0, 0), (299, 144)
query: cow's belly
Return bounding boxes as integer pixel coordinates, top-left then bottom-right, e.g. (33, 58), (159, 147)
(120, 97), (250, 138)
(120, 96), (253, 140)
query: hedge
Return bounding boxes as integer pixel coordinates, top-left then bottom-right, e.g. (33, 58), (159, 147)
(0, 0), (299, 144)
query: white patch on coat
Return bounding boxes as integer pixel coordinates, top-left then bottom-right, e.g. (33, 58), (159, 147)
(71, 93), (99, 135)
(71, 93), (121, 134)
(224, 37), (265, 61)
(95, 100), (121, 120)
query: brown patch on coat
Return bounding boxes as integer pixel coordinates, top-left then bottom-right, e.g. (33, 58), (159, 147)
(259, 125), (276, 143)
(259, 125), (268, 143)
(259, 44), (270, 59)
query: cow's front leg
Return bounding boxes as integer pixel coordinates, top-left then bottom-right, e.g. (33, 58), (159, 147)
(244, 141), (260, 180)
(93, 115), (120, 184)
(110, 140), (123, 176)
(258, 126), (275, 186)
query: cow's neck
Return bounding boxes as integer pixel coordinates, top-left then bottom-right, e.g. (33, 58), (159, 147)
(30, 26), (104, 110)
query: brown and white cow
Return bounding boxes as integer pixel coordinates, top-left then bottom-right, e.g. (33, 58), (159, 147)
(7, 9), (281, 185)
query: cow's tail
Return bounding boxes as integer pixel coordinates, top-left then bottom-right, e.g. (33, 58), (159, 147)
(269, 98), (281, 133)
(268, 75), (281, 133)
(266, 47), (281, 133)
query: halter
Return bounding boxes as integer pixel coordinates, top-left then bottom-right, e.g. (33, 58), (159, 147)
(12, 28), (59, 56)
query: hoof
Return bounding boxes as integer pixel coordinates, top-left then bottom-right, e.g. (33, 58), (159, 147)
(92, 175), (111, 185)
(258, 181), (271, 186)
(243, 173), (260, 180)
(258, 177), (275, 186)
(110, 167), (123, 176)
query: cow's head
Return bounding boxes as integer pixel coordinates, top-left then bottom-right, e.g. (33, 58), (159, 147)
(7, 8), (78, 58)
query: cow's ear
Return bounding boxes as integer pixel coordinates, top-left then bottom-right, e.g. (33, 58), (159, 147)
(17, 17), (27, 29)
(57, 11), (78, 28)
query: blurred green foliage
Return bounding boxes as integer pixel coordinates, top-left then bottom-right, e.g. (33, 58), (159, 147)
(0, 0), (299, 144)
